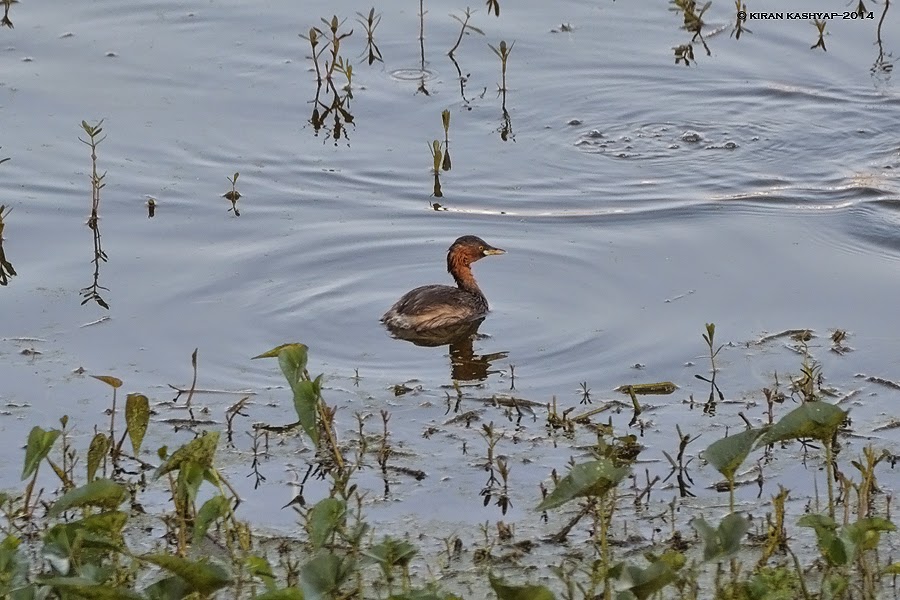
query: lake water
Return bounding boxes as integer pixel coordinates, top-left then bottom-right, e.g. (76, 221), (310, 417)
(1, 0), (898, 554)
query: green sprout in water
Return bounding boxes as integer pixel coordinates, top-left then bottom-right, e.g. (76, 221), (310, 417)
(488, 40), (515, 140)
(332, 55), (354, 92)
(224, 172), (241, 216)
(77, 122), (110, 309)
(488, 39), (514, 92)
(811, 18), (828, 51)
(428, 140), (443, 173)
(486, 0), (500, 17)
(695, 322), (724, 413)
(355, 7), (383, 65)
(428, 140), (444, 197)
(299, 26), (324, 84)
(670, 0), (711, 63)
(440, 109), (452, 171)
(448, 7), (485, 57)
(319, 15), (354, 91)
(731, 0), (752, 39)
(79, 119), (107, 227)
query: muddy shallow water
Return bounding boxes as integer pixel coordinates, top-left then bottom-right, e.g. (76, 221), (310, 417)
(1, 0), (898, 561)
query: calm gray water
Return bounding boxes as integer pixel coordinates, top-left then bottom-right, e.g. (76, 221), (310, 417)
(1, 0), (898, 536)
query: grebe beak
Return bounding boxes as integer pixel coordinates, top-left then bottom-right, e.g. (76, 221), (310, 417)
(482, 246), (505, 256)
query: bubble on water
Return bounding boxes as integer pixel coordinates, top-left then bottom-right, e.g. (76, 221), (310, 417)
(681, 131), (702, 143)
(567, 119), (582, 126)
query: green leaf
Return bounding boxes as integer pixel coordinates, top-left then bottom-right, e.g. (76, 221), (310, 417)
(175, 461), (206, 507)
(91, 375), (123, 389)
(300, 553), (354, 600)
(536, 458), (630, 511)
(692, 512), (751, 561)
(294, 376), (322, 446)
(86, 433), (110, 482)
(885, 561), (900, 575)
(489, 574), (556, 600)
(0, 535), (30, 598)
(845, 517), (896, 551)
(125, 393), (150, 455)
(22, 426), (61, 480)
(194, 495), (231, 545)
(143, 575), (191, 600)
(308, 498), (346, 550)
(364, 537), (418, 579)
(704, 427), (768, 481)
(615, 557), (680, 600)
(38, 577), (144, 600)
(279, 344), (310, 390)
(141, 554), (231, 595)
(252, 343), (308, 363)
(154, 431), (220, 479)
(44, 517), (127, 558)
(77, 510), (129, 536)
(756, 402), (847, 447)
(246, 555), (278, 592)
(48, 479), (127, 517)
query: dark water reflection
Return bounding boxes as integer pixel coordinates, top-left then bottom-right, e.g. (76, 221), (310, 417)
(385, 316), (509, 382)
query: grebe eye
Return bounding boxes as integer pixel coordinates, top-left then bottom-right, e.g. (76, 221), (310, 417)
(479, 245), (484, 252)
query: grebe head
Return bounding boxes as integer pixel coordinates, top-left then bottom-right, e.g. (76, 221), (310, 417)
(446, 236), (505, 273)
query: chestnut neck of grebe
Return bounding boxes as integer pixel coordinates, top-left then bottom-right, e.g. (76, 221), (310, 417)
(447, 249), (483, 296)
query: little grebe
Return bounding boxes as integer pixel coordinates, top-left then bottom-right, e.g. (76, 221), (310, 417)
(381, 235), (505, 332)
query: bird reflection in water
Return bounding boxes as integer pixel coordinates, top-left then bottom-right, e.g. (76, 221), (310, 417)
(384, 317), (508, 382)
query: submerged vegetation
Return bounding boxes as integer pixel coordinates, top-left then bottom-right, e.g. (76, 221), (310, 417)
(0, 324), (897, 599)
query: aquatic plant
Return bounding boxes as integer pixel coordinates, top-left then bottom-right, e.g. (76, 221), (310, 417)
(224, 171), (241, 216)
(488, 39), (514, 93)
(356, 8), (384, 64)
(448, 7), (485, 57)
(79, 120), (106, 227)
(811, 18), (828, 51)
(441, 108), (452, 171)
